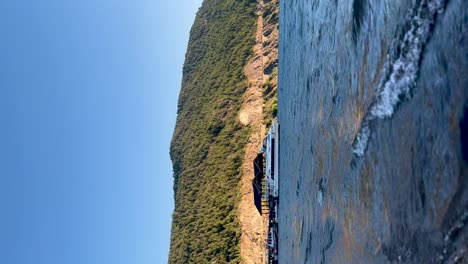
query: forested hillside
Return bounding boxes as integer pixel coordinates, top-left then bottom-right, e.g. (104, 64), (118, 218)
(169, 0), (257, 263)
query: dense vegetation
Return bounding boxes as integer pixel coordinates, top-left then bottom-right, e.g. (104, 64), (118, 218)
(261, 0), (279, 127)
(169, 0), (257, 263)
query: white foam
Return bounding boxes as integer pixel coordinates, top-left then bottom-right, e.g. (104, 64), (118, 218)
(352, 123), (371, 156)
(316, 190), (324, 207)
(352, 0), (446, 157)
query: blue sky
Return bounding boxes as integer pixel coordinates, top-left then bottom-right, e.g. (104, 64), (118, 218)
(0, 1), (202, 263)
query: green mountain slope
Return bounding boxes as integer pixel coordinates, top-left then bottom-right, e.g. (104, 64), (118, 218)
(169, 0), (257, 263)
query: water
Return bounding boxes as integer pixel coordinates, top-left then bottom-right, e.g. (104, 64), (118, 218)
(353, 0), (447, 157)
(278, 0), (468, 263)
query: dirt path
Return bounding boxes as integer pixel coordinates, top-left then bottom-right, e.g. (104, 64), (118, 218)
(238, 1), (267, 263)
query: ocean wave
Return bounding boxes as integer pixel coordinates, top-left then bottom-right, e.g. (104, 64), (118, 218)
(352, 0), (447, 157)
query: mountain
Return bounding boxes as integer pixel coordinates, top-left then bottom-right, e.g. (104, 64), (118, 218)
(169, 0), (278, 263)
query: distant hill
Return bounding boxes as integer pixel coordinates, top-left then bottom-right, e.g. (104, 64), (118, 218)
(168, 0), (278, 263)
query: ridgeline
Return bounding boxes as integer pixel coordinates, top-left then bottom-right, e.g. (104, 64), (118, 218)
(169, 0), (278, 263)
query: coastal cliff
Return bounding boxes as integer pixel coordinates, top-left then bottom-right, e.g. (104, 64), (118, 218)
(169, 0), (278, 263)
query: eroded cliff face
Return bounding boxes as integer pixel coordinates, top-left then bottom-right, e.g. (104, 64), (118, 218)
(238, 1), (278, 263)
(279, 0), (467, 263)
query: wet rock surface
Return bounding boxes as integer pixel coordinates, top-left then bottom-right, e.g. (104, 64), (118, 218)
(278, 0), (468, 263)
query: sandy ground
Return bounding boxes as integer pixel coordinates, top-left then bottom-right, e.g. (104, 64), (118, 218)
(238, 1), (267, 263)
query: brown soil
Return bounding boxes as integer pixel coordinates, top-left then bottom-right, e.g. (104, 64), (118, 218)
(239, 0), (278, 262)
(238, 1), (267, 263)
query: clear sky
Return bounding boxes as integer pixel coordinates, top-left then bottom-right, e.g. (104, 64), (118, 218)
(1, 0), (202, 263)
